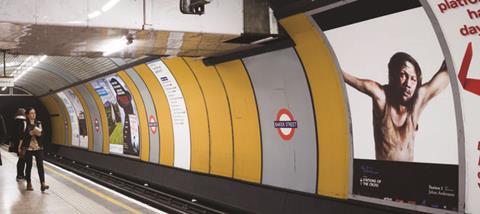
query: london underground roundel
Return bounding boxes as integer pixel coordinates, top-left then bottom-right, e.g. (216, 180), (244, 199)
(94, 118), (99, 132)
(149, 115), (158, 134)
(274, 108), (297, 141)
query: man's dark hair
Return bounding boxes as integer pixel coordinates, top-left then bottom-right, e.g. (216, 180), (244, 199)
(388, 52), (422, 108)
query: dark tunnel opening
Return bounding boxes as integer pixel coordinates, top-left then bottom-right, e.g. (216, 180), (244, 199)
(0, 96), (52, 150)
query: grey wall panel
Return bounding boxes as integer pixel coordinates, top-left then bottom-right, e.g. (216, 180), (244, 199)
(126, 68), (160, 163)
(76, 85), (104, 153)
(243, 48), (317, 193)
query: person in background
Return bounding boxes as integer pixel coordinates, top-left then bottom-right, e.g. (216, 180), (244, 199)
(18, 107), (49, 191)
(13, 108), (26, 180)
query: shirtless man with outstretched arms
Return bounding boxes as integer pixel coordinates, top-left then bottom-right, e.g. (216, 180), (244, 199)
(343, 52), (449, 161)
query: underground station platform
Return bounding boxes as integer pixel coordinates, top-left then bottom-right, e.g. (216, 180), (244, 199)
(0, 0), (478, 213)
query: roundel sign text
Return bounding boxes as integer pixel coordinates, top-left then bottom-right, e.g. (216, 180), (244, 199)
(274, 108), (297, 141)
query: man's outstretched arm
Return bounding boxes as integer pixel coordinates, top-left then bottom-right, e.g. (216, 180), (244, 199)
(343, 71), (384, 100)
(420, 60), (450, 103)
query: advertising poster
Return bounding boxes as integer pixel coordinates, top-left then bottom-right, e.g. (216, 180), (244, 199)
(90, 75), (139, 157)
(64, 89), (88, 148)
(422, 0), (480, 212)
(56, 91), (80, 147)
(146, 60), (191, 170)
(317, 2), (459, 211)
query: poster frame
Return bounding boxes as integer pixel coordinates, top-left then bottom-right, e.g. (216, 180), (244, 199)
(304, 1), (466, 213)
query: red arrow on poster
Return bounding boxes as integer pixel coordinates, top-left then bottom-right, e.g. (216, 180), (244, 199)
(458, 42), (480, 96)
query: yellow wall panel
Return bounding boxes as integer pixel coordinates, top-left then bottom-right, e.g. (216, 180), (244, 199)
(86, 83), (110, 154)
(40, 96), (65, 146)
(184, 58), (233, 177)
(118, 71), (150, 161)
(280, 14), (350, 198)
(52, 94), (72, 146)
(163, 58), (210, 173)
(215, 60), (261, 183)
(134, 64), (174, 166)
(72, 87), (94, 151)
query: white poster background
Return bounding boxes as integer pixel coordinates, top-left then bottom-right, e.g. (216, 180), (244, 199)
(146, 60), (191, 170)
(64, 89), (88, 148)
(423, 1), (480, 212)
(57, 91), (80, 147)
(325, 8), (458, 164)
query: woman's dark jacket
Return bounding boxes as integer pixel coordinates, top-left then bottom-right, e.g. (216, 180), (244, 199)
(21, 120), (43, 149)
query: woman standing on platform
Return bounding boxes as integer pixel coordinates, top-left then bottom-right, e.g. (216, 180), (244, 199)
(13, 108), (26, 180)
(18, 107), (49, 191)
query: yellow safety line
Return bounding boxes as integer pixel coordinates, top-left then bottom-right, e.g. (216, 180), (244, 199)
(44, 165), (142, 214)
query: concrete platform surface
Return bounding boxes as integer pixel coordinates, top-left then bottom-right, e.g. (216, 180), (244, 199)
(0, 147), (165, 214)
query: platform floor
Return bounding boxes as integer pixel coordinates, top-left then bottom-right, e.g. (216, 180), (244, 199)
(0, 147), (165, 214)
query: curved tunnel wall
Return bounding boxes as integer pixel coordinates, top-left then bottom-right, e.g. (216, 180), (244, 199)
(243, 48), (318, 193)
(39, 1), (479, 213)
(41, 50), (346, 188)
(135, 64), (175, 166)
(40, 47), (349, 198)
(71, 87), (93, 150)
(183, 58), (233, 177)
(124, 67), (160, 164)
(74, 85), (101, 152)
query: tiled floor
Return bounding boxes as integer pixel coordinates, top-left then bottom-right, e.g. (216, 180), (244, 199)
(0, 147), (165, 214)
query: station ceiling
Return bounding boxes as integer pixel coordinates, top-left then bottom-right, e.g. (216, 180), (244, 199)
(0, 0), (350, 96)
(0, 53), (146, 96)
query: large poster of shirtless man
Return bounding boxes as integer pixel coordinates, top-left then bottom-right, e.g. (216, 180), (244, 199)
(318, 2), (459, 211)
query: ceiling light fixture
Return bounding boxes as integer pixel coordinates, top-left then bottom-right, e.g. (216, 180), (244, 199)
(102, 0), (120, 12)
(87, 0), (120, 21)
(102, 35), (133, 56)
(88, 11), (101, 19)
